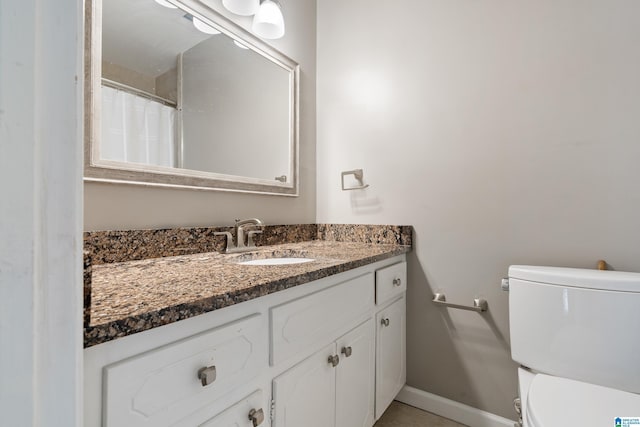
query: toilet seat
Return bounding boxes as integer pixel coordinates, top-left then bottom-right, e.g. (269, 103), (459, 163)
(526, 374), (640, 427)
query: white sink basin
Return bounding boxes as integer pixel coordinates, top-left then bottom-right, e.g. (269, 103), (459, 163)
(238, 257), (315, 266)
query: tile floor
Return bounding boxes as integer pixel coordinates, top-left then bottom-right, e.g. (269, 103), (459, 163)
(374, 401), (467, 427)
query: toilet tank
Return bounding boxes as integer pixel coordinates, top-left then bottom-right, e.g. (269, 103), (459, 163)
(508, 265), (640, 394)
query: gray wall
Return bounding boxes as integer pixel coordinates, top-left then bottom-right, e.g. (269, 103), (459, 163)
(316, 0), (640, 419)
(84, 0), (316, 231)
(181, 36), (290, 180)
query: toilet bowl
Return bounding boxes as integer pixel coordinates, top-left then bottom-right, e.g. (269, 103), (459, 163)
(519, 368), (640, 427)
(507, 266), (640, 427)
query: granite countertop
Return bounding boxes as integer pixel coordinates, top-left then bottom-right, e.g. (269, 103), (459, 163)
(85, 239), (410, 347)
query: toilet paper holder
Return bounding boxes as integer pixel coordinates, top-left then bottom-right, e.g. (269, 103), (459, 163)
(432, 293), (488, 312)
(341, 169), (370, 191)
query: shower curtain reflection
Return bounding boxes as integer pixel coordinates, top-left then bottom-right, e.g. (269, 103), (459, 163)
(100, 85), (177, 168)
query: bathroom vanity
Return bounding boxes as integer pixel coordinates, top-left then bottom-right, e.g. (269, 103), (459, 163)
(82, 0), (410, 421)
(83, 225), (411, 427)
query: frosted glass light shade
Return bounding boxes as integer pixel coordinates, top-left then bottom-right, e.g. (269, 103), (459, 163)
(252, 0), (285, 39)
(233, 40), (249, 50)
(193, 17), (221, 35)
(222, 0), (260, 16)
(154, 0), (177, 8)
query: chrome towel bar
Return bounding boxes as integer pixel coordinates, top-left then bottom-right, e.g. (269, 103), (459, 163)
(432, 293), (488, 312)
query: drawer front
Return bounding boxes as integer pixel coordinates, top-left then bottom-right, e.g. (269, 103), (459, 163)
(197, 390), (266, 427)
(104, 314), (266, 427)
(270, 273), (374, 366)
(375, 262), (406, 305)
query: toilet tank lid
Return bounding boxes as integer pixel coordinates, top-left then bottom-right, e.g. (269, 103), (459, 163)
(527, 374), (640, 427)
(509, 265), (640, 293)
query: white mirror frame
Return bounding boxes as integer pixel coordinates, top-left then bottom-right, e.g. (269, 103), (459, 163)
(84, 0), (300, 196)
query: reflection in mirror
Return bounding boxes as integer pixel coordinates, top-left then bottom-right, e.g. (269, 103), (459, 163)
(85, 0), (299, 195)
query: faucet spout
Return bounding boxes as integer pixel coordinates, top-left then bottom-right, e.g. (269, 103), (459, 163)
(231, 218), (264, 252)
(216, 219), (265, 254)
(235, 218), (264, 227)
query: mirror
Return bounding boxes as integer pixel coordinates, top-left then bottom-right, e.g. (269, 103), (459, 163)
(84, 0), (299, 195)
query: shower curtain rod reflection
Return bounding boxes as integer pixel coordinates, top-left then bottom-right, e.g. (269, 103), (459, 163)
(101, 78), (178, 108)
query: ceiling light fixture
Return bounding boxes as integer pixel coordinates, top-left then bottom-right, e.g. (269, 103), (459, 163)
(222, 0), (260, 16)
(193, 17), (221, 35)
(154, 0), (177, 8)
(251, 0), (285, 40)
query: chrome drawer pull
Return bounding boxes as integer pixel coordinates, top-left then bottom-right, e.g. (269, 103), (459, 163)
(197, 365), (217, 387)
(341, 346), (352, 358)
(328, 354), (340, 367)
(381, 318), (390, 327)
(248, 408), (265, 426)
(392, 278), (402, 287)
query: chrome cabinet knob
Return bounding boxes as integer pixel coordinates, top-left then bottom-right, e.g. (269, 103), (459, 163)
(328, 354), (340, 367)
(197, 365), (217, 387)
(392, 278), (402, 287)
(341, 346), (353, 358)
(248, 408), (265, 426)
(381, 318), (390, 327)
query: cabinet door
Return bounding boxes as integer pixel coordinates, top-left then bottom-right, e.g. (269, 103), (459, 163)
(375, 297), (406, 420)
(272, 343), (337, 427)
(335, 319), (375, 427)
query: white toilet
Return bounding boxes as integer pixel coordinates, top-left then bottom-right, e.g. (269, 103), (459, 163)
(507, 265), (640, 426)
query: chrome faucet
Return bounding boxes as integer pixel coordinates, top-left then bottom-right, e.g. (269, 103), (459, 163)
(215, 218), (264, 253)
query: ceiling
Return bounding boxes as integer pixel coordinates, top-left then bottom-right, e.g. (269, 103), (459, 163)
(102, 0), (213, 77)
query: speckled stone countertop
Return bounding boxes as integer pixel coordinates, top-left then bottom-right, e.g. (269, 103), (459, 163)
(84, 224), (412, 347)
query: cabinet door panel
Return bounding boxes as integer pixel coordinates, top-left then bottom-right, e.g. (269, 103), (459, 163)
(103, 314), (266, 427)
(272, 343), (337, 427)
(336, 319), (375, 427)
(270, 273), (374, 366)
(375, 297), (406, 420)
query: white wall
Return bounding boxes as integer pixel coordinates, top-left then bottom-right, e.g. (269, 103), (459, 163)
(317, 0), (640, 419)
(85, 0), (316, 231)
(0, 0), (83, 425)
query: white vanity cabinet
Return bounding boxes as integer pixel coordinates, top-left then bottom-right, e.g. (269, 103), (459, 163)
(335, 319), (376, 427)
(375, 297), (407, 420)
(269, 272), (374, 366)
(84, 255), (407, 427)
(271, 342), (337, 427)
(196, 390), (266, 427)
(101, 314), (267, 427)
(272, 319), (375, 427)
(373, 262), (407, 420)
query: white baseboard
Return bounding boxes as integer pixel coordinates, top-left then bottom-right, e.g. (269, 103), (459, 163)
(396, 385), (516, 427)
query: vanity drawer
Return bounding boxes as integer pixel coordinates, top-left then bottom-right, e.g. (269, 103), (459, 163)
(196, 389), (266, 427)
(103, 313), (267, 427)
(270, 273), (374, 366)
(375, 262), (407, 305)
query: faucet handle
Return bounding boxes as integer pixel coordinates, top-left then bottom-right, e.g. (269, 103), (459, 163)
(214, 231), (234, 252)
(247, 230), (263, 248)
